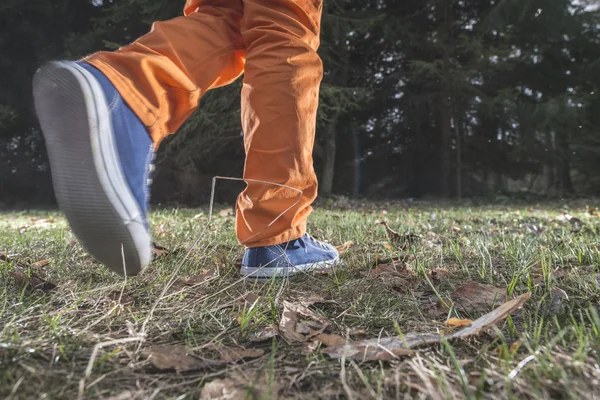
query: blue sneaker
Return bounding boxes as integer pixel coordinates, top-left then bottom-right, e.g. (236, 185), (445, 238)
(240, 233), (340, 278)
(33, 61), (154, 275)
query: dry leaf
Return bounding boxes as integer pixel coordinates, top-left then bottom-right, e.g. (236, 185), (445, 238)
(383, 242), (395, 251)
(247, 324), (279, 343)
(144, 345), (221, 373)
(335, 240), (354, 256)
(200, 375), (280, 400)
(323, 293), (530, 361)
(180, 270), (216, 286)
(279, 301), (330, 344)
(377, 220), (420, 249)
(9, 268), (56, 292)
(315, 333), (347, 347)
(445, 318), (473, 327)
(546, 287), (569, 315)
(200, 379), (247, 400)
(369, 261), (407, 277)
(206, 344), (264, 363)
(30, 259), (50, 268)
(152, 242), (170, 258)
(219, 207), (234, 217)
(237, 292), (260, 306)
(449, 282), (506, 313)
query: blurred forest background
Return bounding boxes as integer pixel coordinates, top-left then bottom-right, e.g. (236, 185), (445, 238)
(1, 0), (600, 206)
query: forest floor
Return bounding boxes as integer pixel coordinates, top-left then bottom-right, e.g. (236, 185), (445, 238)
(1, 199), (600, 399)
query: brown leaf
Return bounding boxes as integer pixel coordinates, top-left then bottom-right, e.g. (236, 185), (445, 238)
(179, 270), (216, 286)
(9, 268), (56, 292)
(383, 242), (395, 251)
(30, 259), (50, 268)
(449, 282), (506, 313)
(335, 240), (354, 256)
(445, 317), (473, 327)
(152, 242), (170, 258)
(200, 379), (247, 400)
(369, 261), (407, 277)
(315, 333), (347, 347)
(546, 287), (569, 315)
(247, 324), (279, 343)
(377, 221), (419, 248)
(144, 345), (221, 373)
(206, 344), (264, 363)
(219, 207), (234, 217)
(323, 293), (530, 361)
(279, 301), (330, 344)
(200, 375), (280, 400)
(298, 294), (336, 307)
(238, 292), (260, 306)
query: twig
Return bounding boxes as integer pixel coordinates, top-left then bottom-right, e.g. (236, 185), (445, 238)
(78, 337), (144, 400)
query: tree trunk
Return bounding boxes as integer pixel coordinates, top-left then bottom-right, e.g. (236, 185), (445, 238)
(439, 94), (452, 197)
(454, 115), (462, 199)
(352, 126), (361, 198)
(321, 120), (337, 197)
(438, 0), (452, 197)
(555, 130), (574, 194)
(545, 130), (556, 195)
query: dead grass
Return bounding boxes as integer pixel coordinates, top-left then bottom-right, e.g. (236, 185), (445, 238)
(1, 199), (600, 399)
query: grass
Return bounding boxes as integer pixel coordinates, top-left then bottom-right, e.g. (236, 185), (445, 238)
(1, 198), (600, 399)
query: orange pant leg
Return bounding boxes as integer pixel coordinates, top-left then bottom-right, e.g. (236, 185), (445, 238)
(236, 0), (324, 247)
(85, 0), (323, 248)
(86, 0), (245, 145)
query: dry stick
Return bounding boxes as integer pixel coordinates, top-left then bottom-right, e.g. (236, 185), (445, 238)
(78, 337), (144, 400)
(118, 244), (127, 305)
(340, 328), (356, 400)
(137, 176), (303, 350)
(6, 376), (24, 400)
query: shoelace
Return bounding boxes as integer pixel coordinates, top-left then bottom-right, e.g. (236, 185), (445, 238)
(298, 233), (330, 250)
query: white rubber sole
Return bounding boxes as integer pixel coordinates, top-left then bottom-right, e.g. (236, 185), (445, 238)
(240, 256), (340, 279)
(33, 61), (151, 275)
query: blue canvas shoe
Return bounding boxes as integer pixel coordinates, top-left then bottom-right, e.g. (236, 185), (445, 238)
(240, 233), (340, 278)
(33, 61), (154, 275)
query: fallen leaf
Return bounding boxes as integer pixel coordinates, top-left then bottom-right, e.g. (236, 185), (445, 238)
(200, 379), (247, 400)
(369, 261), (407, 277)
(335, 240), (354, 256)
(315, 333), (346, 347)
(107, 291), (135, 306)
(449, 282), (506, 313)
(200, 375), (280, 400)
(383, 242), (395, 251)
(247, 324), (279, 342)
(298, 294), (336, 307)
(237, 292), (260, 306)
(377, 221), (419, 248)
(546, 287), (568, 315)
(180, 270), (216, 286)
(219, 207), (234, 217)
(279, 301), (330, 344)
(206, 344), (264, 363)
(323, 293), (530, 361)
(144, 345), (221, 373)
(152, 242), (170, 258)
(9, 268), (56, 292)
(445, 318), (473, 327)
(30, 259), (50, 268)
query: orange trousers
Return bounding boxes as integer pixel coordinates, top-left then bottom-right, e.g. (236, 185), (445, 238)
(85, 0), (323, 247)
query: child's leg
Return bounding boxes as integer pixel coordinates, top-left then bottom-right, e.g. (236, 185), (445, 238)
(236, 0), (324, 248)
(34, 1), (246, 274)
(85, 0), (246, 146)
